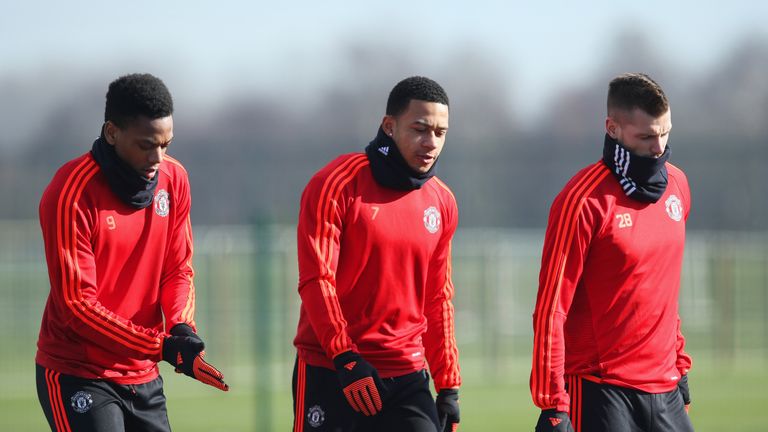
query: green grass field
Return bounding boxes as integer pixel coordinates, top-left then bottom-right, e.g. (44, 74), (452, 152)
(3, 357), (766, 431)
(2, 224), (767, 430)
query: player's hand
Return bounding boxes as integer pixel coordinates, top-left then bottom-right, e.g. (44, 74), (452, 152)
(333, 350), (384, 416)
(166, 323), (207, 374)
(436, 388), (460, 431)
(168, 322), (202, 341)
(187, 350), (229, 392)
(535, 409), (574, 432)
(678, 374), (691, 413)
(162, 324), (229, 392)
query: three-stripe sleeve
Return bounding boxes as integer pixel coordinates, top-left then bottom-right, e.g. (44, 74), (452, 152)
(40, 156), (164, 361)
(160, 156), (197, 331)
(296, 155), (369, 359)
(530, 163), (609, 412)
(423, 178), (461, 392)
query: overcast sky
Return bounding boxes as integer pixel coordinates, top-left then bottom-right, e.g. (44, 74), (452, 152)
(2, 0), (767, 122)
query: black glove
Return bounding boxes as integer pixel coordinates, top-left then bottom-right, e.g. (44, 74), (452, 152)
(436, 388), (460, 432)
(333, 350), (384, 416)
(535, 409), (574, 432)
(169, 322), (202, 341)
(678, 374), (691, 411)
(165, 323), (202, 375)
(162, 324), (204, 375)
(162, 324), (229, 391)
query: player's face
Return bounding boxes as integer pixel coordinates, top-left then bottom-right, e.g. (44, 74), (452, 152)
(606, 108), (671, 158)
(382, 100), (449, 174)
(104, 115), (174, 179)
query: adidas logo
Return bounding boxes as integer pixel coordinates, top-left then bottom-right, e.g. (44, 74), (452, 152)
(344, 361), (357, 371)
(549, 417), (562, 426)
(378, 146), (389, 156)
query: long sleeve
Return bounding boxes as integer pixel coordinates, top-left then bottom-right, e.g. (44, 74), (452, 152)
(675, 317), (692, 376)
(39, 158), (164, 361)
(160, 161), (196, 331)
(423, 184), (461, 392)
(296, 154), (369, 359)
(673, 163), (692, 377)
(531, 163), (608, 412)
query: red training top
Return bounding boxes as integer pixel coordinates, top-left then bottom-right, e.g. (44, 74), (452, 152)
(531, 160), (693, 413)
(293, 153), (461, 391)
(36, 152), (196, 385)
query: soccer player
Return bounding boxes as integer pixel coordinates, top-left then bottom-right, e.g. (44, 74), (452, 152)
(35, 73), (228, 432)
(292, 76), (461, 432)
(531, 73), (694, 432)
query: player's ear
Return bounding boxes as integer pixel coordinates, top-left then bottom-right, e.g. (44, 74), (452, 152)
(381, 115), (395, 137)
(104, 121), (120, 146)
(605, 116), (618, 139)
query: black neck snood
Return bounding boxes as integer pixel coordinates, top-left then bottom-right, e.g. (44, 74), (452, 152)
(91, 132), (158, 209)
(364, 127), (436, 190)
(602, 134), (670, 203)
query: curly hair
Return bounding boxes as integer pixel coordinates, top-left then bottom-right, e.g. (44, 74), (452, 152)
(104, 73), (174, 127)
(386, 76), (449, 117)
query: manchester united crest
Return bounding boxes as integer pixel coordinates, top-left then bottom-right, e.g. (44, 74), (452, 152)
(70, 391), (93, 414)
(154, 189), (170, 217)
(307, 405), (325, 428)
(423, 206), (441, 234)
(665, 194), (683, 222)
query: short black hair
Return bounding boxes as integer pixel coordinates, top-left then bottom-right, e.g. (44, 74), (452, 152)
(104, 73), (173, 127)
(386, 76), (449, 117)
(607, 73), (669, 118)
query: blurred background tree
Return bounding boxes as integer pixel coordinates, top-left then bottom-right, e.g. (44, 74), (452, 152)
(1, 2), (767, 430)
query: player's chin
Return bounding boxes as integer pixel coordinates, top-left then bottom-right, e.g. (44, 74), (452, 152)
(409, 161), (434, 174)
